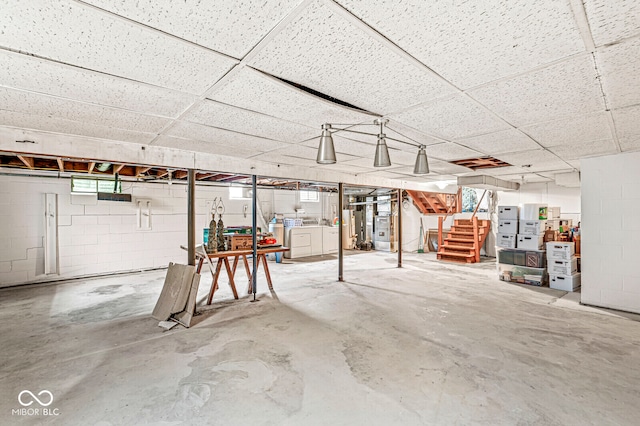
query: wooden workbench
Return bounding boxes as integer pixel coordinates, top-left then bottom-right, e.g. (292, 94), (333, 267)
(193, 246), (289, 304)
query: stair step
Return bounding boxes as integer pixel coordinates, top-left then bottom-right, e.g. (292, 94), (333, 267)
(442, 244), (475, 251)
(437, 253), (475, 263)
(445, 237), (477, 243)
(437, 251), (474, 257)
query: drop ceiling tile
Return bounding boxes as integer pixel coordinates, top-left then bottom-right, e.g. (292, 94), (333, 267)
(166, 121), (290, 153)
(612, 105), (640, 151)
(584, 0), (640, 46)
(82, 0), (302, 58)
(428, 162), (474, 175)
(494, 149), (571, 173)
(548, 139), (618, 160)
(423, 142), (484, 161)
(183, 100), (317, 143)
(469, 55), (604, 126)
(211, 68), (375, 127)
(619, 136), (640, 152)
(358, 170), (413, 180)
(0, 50), (196, 118)
(311, 163), (371, 174)
(0, 88), (171, 133)
(0, 110), (155, 144)
(613, 105), (640, 132)
(1, 1), (237, 94)
(390, 95), (510, 140)
(247, 0), (456, 114)
(596, 38), (640, 109)
(341, 157), (384, 169)
(259, 143), (358, 164)
(154, 135), (256, 158)
(337, 0), (585, 88)
(455, 129), (541, 155)
(521, 112), (613, 147)
(478, 165), (530, 176)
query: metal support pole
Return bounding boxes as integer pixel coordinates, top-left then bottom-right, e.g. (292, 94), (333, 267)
(397, 188), (402, 268)
(187, 169), (196, 266)
(251, 174), (258, 301)
(338, 182), (344, 282)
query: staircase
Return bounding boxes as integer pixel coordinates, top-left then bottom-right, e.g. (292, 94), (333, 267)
(437, 217), (491, 263)
(406, 189), (461, 215)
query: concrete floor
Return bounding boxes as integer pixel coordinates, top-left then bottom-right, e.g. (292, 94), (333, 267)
(1, 251), (639, 425)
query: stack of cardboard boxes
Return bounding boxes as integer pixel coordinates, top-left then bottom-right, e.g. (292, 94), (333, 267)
(496, 206), (518, 248)
(496, 205), (548, 286)
(547, 242), (581, 291)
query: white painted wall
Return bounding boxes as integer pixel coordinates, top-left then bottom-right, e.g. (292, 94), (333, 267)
(581, 151), (640, 314)
(0, 174), (335, 287)
(497, 182), (582, 224)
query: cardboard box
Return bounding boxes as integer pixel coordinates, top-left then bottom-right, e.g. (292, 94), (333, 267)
(550, 273), (581, 291)
(519, 220), (547, 235)
(517, 234), (544, 250)
(496, 233), (517, 248)
(546, 242), (575, 260)
(498, 206), (519, 220)
(520, 203), (548, 221)
(544, 229), (558, 242)
(548, 257), (578, 275)
(498, 220), (518, 234)
(225, 234), (252, 250)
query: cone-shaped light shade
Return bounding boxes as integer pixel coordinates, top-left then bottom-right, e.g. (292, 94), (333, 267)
(374, 134), (391, 167)
(413, 146), (429, 174)
(316, 126), (336, 164)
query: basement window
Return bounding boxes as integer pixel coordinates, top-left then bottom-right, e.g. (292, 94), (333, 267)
(71, 176), (122, 194)
(229, 186), (251, 200)
(299, 190), (319, 203)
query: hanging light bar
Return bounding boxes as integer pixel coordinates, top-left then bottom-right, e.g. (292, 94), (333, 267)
(314, 119), (429, 174)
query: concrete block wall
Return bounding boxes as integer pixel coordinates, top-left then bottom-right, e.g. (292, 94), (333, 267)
(581, 152), (640, 314)
(0, 175), (335, 287)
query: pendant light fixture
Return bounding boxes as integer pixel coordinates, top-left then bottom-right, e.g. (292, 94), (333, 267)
(316, 123), (337, 164)
(373, 119), (391, 167)
(413, 145), (429, 174)
(314, 119), (429, 174)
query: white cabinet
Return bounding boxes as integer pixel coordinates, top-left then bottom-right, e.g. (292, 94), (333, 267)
(323, 227), (339, 254)
(287, 229), (312, 258)
(285, 226), (338, 258)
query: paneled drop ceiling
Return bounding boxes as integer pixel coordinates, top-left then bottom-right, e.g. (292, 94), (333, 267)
(1, 0), (639, 186)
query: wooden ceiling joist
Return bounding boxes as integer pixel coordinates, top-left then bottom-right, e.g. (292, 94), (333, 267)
(17, 155), (34, 169)
(113, 164), (126, 174)
(135, 166), (152, 177)
(88, 162), (95, 174)
(173, 170), (188, 179)
(56, 158), (64, 172)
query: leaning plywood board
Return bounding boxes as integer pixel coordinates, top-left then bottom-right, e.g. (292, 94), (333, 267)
(172, 273), (201, 328)
(152, 263), (196, 321)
